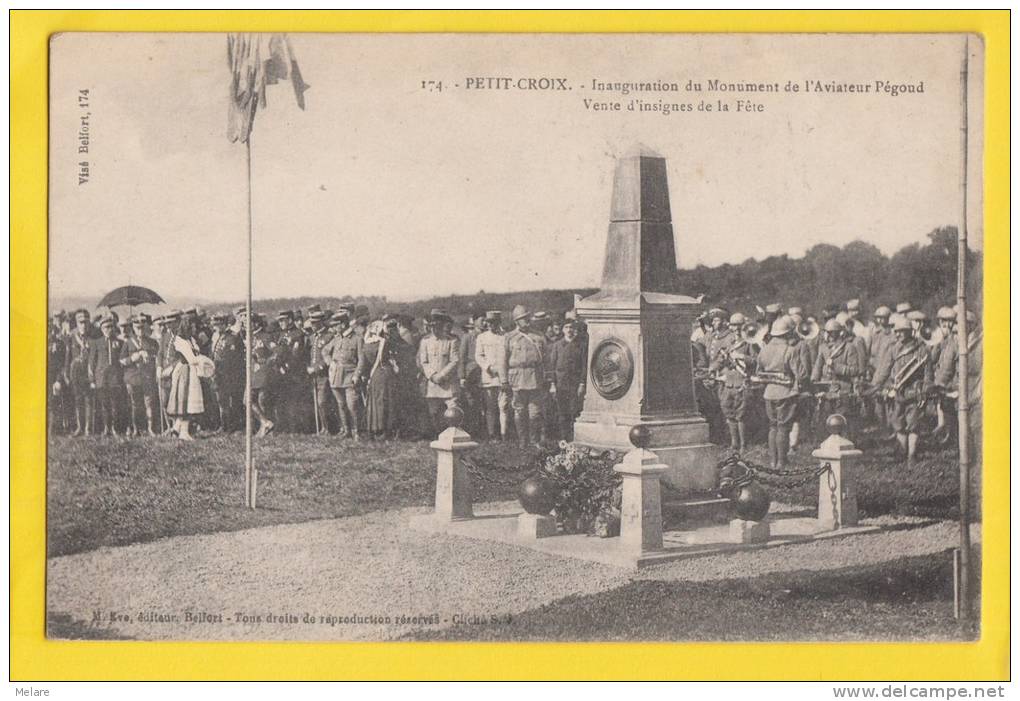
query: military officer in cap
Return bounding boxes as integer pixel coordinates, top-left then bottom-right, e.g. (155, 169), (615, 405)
(547, 318), (586, 442)
(754, 315), (799, 470)
(871, 316), (932, 462)
(274, 310), (308, 432)
(503, 305), (547, 448)
(120, 314), (159, 436)
(323, 311), (368, 440)
(64, 309), (96, 436)
(475, 310), (509, 441)
(417, 309), (460, 438)
(210, 313), (244, 433)
(306, 310), (336, 434)
(248, 313), (277, 436)
(91, 316), (125, 436)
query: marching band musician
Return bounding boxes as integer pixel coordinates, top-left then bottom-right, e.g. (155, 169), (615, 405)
(870, 316), (933, 462)
(812, 318), (866, 436)
(754, 315), (799, 471)
(787, 320), (815, 452)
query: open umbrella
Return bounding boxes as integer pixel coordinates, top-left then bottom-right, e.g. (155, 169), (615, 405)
(98, 285), (165, 308)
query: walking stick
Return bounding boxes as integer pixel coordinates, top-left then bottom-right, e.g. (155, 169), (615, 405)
(312, 379), (321, 434)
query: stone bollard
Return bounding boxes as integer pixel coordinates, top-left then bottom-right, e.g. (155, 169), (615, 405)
(813, 414), (862, 530)
(431, 406), (478, 521)
(614, 426), (669, 555)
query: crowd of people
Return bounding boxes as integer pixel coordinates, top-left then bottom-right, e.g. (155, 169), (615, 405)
(693, 298), (982, 470)
(47, 302), (588, 447)
(47, 296), (982, 471)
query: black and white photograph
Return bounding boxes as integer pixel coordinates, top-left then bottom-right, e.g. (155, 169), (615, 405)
(45, 32), (984, 643)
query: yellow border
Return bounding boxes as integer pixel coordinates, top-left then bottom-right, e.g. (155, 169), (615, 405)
(11, 10), (1010, 681)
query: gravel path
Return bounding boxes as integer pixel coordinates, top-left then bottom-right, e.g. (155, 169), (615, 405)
(46, 502), (979, 641)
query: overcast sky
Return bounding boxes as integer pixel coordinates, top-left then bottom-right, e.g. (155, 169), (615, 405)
(49, 33), (982, 303)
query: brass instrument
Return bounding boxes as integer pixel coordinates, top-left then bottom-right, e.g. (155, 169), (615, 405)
(741, 321), (767, 348)
(797, 318), (820, 341)
(749, 371), (794, 387)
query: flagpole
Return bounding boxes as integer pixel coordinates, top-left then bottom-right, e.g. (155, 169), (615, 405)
(244, 135), (254, 509)
(955, 35), (972, 621)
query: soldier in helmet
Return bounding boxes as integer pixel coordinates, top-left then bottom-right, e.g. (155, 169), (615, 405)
(503, 304), (547, 448)
(754, 315), (799, 470)
(866, 305), (894, 428)
(812, 317), (865, 436)
(709, 312), (757, 453)
(871, 316), (932, 462)
(787, 319), (816, 452)
(929, 305), (959, 440)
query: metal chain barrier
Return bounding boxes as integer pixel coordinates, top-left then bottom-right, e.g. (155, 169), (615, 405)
(459, 454), (532, 489)
(721, 453), (833, 491)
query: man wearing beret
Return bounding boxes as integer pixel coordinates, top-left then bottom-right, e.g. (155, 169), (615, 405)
(547, 318), (586, 442)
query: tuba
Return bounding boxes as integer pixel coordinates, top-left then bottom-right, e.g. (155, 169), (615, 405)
(742, 321), (768, 348)
(797, 318), (820, 342)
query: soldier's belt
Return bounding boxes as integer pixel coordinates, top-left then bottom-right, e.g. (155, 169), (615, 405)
(749, 372), (793, 387)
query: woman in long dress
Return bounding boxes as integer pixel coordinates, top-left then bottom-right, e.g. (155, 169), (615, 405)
(364, 320), (399, 440)
(166, 318), (205, 440)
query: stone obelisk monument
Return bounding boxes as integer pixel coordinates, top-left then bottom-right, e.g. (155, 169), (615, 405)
(573, 146), (715, 494)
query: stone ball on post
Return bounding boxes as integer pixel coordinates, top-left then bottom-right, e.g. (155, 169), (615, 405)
(734, 481), (771, 522)
(443, 405), (464, 429)
(518, 474), (558, 515)
(628, 424), (651, 449)
(826, 413), (847, 437)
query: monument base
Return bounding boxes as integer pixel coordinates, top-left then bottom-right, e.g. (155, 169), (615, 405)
(573, 413), (717, 494)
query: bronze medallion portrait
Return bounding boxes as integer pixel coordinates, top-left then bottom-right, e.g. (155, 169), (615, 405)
(590, 338), (634, 400)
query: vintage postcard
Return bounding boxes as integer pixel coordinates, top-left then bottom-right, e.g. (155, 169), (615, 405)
(44, 31), (986, 645)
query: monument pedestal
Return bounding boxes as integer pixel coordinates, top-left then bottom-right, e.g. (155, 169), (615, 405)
(573, 414), (716, 493)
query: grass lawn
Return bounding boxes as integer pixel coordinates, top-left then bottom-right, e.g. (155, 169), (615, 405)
(46, 429), (978, 558)
(407, 551), (980, 642)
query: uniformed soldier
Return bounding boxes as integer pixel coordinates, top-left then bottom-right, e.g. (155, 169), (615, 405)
(248, 313), (277, 436)
(812, 318), (865, 435)
(323, 311), (368, 440)
(503, 305), (547, 448)
(475, 310), (510, 441)
(119, 314), (159, 436)
(755, 315), (799, 470)
(866, 305), (894, 428)
(929, 306), (958, 440)
(709, 312), (757, 453)
(210, 313), (244, 433)
(871, 316), (933, 461)
(64, 309), (96, 436)
(91, 317), (125, 437)
(417, 309), (460, 438)
(306, 310), (336, 435)
(274, 310), (308, 432)
(787, 320), (815, 451)
(547, 318), (586, 442)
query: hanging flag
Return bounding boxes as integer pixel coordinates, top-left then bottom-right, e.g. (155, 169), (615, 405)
(227, 33), (309, 143)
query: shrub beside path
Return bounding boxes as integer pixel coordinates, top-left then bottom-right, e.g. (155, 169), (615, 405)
(46, 501), (980, 641)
